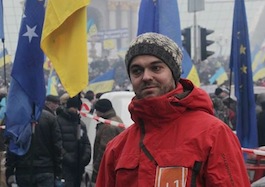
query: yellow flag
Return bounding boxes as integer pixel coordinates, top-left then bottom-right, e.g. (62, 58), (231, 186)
(41, 0), (90, 97)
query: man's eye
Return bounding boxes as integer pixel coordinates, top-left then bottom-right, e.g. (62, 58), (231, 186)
(152, 66), (161, 72)
(130, 68), (142, 75)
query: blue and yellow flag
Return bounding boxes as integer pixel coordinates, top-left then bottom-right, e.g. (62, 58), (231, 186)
(47, 68), (59, 96)
(41, 0), (90, 97)
(0, 48), (12, 67)
(137, 0), (200, 86)
(230, 0), (257, 148)
(87, 68), (115, 94)
(252, 48), (265, 81)
(209, 66), (228, 85)
(87, 18), (97, 37)
(5, 0), (46, 155)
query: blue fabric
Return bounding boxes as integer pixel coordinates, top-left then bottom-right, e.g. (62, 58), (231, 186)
(230, 0), (257, 148)
(137, 0), (193, 78)
(0, 97), (6, 120)
(5, 0), (46, 155)
(0, 0), (4, 39)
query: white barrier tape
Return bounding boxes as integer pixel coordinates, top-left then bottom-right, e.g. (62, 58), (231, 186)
(242, 148), (265, 157)
(0, 102), (125, 130)
(80, 111), (126, 129)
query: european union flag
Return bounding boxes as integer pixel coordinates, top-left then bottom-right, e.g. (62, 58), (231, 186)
(137, 0), (200, 86)
(0, 0), (4, 39)
(5, 0), (46, 155)
(230, 0), (257, 148)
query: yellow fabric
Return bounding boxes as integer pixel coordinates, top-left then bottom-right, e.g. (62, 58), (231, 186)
(87, 80), (115, 94)
(41, 0), (90, 97)
(187, 65), (200, 87)
(216, 72), (228, 85)
(0, 54), (11, 67)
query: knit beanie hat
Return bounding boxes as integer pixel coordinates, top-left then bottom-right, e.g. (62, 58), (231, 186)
(95, 99), (113, 113)
(125, 32), (183, 82)
(66, 94), (82, 110)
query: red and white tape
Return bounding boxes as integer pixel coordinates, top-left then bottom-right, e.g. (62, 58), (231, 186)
(80, 103), (126, 129)
(242, 148), (265, 156)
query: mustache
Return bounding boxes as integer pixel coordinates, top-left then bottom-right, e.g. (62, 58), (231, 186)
(140, 82), (159, 90)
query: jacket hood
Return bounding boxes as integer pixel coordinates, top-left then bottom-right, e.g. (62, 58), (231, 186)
(128, 79), (214, 123)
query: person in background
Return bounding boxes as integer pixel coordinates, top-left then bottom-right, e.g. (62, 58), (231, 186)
(84, 90), (96, 114)
(215, 87), (237, 130)
(0, 87), (7, 187)
(209, 93), (233, 129)
(91, 99), (124, 185)
(45, 95), (60, 115)
(95, 92), (104, 100)
(96, 33), (250, 186)
(5, 97), (63, 187)
(257, 101), (265, 147)
(57, 93), (91, 187)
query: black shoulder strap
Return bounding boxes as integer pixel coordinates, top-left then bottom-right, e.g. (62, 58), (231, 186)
(191, 161), (202, 187)
(139, 119), (158, 166)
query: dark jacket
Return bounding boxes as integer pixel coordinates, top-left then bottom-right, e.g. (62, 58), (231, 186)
(257, 102), (265, 146)
(5, 109), (63, 178)
(92, 109), (124, 183)
(57, 108), (91, 186)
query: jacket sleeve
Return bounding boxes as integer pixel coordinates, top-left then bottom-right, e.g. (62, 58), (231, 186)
(95, 141), (116, 187)
(93, 125), (120, 181)
(51, 116), (63, 178)
(204, 123), (250, 186)
(80, 122), (91, 168)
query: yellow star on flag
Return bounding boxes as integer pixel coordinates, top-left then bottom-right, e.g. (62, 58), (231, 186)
(240, 44), (246, 54)
(240, 65), (247, 73)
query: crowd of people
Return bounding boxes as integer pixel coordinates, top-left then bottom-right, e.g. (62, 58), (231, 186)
(0, 87), (125, 187)
(0, 32), (264, 186)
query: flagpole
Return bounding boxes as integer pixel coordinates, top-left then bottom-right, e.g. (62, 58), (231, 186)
(1, 38), (7, 90)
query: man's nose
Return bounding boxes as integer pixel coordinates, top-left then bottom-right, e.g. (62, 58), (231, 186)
(142, 69), (153, 81)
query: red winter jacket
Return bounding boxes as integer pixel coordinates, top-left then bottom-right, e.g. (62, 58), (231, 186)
(96, 79), (250, 187)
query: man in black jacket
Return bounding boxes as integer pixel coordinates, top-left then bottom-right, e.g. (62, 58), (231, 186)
(5, 97), (63, 187)
(57, 93), (91, 187)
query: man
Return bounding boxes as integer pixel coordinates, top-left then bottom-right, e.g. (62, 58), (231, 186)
(96, 33), (250, 186)
(5, 96), (63, 187)
(45, 95), (60, 115)
(0, 87), (7, 187)
(57, 94), (91, 187)
(214, 86), (237, 130)
(91, 99), (124, 185)
(257, 101), (265, 147)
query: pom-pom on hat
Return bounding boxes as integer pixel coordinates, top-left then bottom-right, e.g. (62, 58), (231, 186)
(95, 99), (113, 113)
(125, 32), (183, 82)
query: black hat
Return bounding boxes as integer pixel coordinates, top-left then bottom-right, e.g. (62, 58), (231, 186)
(95, 99), (113, 113)
(46, 95), (60, 104)
(214, 87), (223, 96)
(66, 95), (82, 110)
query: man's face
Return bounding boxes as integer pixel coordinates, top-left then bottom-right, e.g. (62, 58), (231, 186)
(47, 101), (59, 112)
(129, 55), (176, 99)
